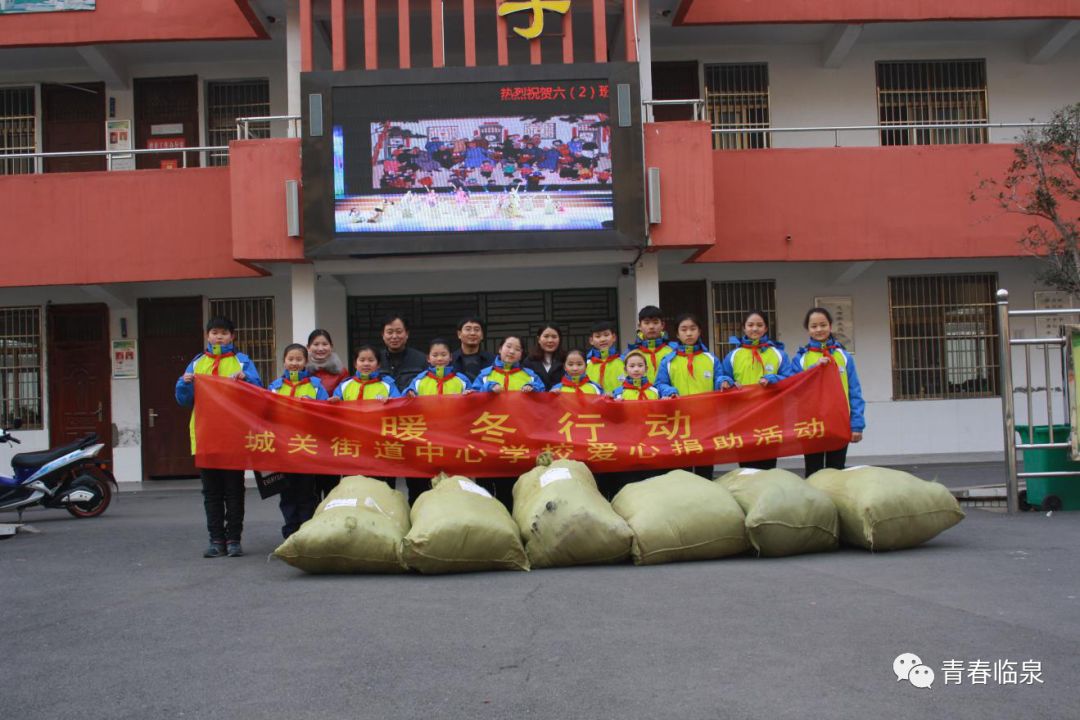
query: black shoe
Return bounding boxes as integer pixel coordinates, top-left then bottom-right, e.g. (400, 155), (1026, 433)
(226, 541), (244, 557)
(204, 542), (226, 558)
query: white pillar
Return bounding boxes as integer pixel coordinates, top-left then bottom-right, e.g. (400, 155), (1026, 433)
(617, 269), (638, 347)
(637, 0), (653, 122)
(291, 263), (318, 344)
(285, 0), (302, 136)
(635, 251), (661, 309)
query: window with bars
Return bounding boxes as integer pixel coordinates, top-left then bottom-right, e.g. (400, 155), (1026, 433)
(704, 63), (770, 151)
(1, 87), (36, 175)
(712, 280), (778, 355)
(876, 60), (989, 146)
(205, 79), (270, 166)
(0, 307), (43, 429)
(889, 274), (999, 400)
(208, 297), (276, 384)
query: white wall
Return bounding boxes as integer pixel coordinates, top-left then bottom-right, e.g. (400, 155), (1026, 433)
(657, 255), (1053, 459)
(0, 275), (291, 483)
(651, 33), (1080, 147)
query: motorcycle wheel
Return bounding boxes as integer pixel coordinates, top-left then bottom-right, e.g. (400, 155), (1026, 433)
(66, 469), (113, 519)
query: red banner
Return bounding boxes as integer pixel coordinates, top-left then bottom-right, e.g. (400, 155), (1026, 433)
(194, 364), (850, 477)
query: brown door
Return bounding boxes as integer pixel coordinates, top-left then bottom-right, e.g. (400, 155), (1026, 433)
(139, 297), (203, 479)
(652, 61), (701, 121)
(660, 280), (711, 348)
(47, 304), (112, 464)
(42, 82), (106, 173)
(133, 76), (199, 170)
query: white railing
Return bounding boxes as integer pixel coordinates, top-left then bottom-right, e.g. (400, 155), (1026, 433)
(235, 114), (302, 140)
(711, 121), (1048, 147)
(0, 146), (229, 174)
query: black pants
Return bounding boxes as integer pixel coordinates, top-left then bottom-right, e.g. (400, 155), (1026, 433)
(279, 474), (319, 539)
(739, 458), (778, 470)
(200, 468), (245, 543)
(313, 474), (340, 501)
(477, 478), (514, 512)
(804, 445), (849, 477)
(595, 472), (636, 501)
(406, 477), (431, 505)
(684, 465), (715, 480)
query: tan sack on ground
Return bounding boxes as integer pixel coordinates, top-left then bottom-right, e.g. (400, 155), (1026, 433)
(612, 470), (750, 565)
(718, 467), (839, 557)
(401, 473), (529, 574)
(807, 466), (965, 551)
(273, 475), (410, 573)
(512, 454), (633, 569)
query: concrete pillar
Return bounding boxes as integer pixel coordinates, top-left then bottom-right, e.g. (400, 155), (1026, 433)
(285, 0), (302, 136)
(617, 269), (637, 348)
(291, 263), (318, 344)
(637, 0), (653, 122)
(635, 252), (661, 309)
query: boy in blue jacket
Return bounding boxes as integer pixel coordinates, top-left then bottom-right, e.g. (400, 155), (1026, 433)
(175, 316), (262, 558)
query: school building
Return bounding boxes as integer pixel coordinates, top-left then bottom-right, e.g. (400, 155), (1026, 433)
(1, 0), (1078, 483)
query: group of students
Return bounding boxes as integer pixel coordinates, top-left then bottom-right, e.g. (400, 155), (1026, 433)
(175, 304), (865, 559)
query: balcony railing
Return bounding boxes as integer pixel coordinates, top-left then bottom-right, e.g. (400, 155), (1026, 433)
(710, 121), (1048, 148)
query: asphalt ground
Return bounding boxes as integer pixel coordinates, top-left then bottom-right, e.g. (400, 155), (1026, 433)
(2, 486), (1078, 720)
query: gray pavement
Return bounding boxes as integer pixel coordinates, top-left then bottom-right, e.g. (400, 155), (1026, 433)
(2, 487), (1079, 720)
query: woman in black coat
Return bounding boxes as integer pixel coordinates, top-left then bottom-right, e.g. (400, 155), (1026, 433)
(523, 324), (567, 390)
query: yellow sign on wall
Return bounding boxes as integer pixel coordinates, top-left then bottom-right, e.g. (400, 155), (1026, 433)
(498, 0), (571, 40)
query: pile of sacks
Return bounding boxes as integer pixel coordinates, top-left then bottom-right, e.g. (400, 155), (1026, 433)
(273, 458), (965, 574)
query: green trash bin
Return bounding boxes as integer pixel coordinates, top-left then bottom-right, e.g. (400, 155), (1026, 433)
(1015, 424), (1080, 511)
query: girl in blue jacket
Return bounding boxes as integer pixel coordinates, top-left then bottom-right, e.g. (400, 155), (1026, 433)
(718, 310), (795, 469)
(792, 307), (865, 477)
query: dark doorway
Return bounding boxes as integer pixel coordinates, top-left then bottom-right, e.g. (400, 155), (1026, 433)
(133, 76), (199, 170)
(660, 280), (710, 348)
(47, 304), (112, 464)
(42, 82), (106, 173)
(347, 288), (619, 358)
(139, 297), (203, 479)
(651, 61), (700, 121)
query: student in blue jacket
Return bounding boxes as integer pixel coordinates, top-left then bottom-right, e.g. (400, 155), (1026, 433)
(792, 307), (865, 477)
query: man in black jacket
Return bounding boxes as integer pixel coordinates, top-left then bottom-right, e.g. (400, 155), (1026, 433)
(378, 314), (427, 392)
(451, 315), (495, 382)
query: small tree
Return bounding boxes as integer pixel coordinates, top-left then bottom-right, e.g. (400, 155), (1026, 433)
(982, 103), (1080, 294)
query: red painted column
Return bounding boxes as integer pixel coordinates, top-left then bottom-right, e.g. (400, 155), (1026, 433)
(332, 0), (347, 71)
(592, 0), (607, 62)
(300, 0), (313, 71)
(496, 0), (509, 66)
(562, 8), (574, 63)
(398, 0), (411, 68)
(364, 0), (379, 69)
(530, 37), (542, 64)
(463, 0), (477, 66)
(431, 0), (445, 67)
(624, 0), (638, 61)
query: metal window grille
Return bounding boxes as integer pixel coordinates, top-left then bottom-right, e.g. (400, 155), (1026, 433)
(876, 60), (989, 146)
(346, 288), (619, 359)
(208, 297), (275, 384)
(205, 79), (270, 166)
(888, 273), (1000, 400)
(0, 87), (36, 175)
(0, 307), (43, 429)
(712, 280), (778, 356)
(704, 63), (770, 151)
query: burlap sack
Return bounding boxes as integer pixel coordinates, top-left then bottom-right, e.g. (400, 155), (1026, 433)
(718, 467), (838, 557)
(612, 470), (750, 565)
(273, 475), (410, 573)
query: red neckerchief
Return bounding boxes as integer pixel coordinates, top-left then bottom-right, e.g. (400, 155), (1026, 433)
(621, 378), (653, 400)
(353, 374), (383, 397)
(675, 345), (698, 379)
(740, 340), (773, 372)
(492, 366), (521, 390)
(560, 375), (591, 394)
(635, 339), (666, 371)
(805, 341), (842, 361)
(589, 352), (618, 387)
(425, 369), (458, 395)
(282, 377), (311, 397)
(208, 351), (236, 375)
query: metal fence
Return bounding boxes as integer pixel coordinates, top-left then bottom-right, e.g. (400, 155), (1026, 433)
(997, 288), (1080, 513)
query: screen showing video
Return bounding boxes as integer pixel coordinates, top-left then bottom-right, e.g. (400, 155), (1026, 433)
(332, 81), (614, 234)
